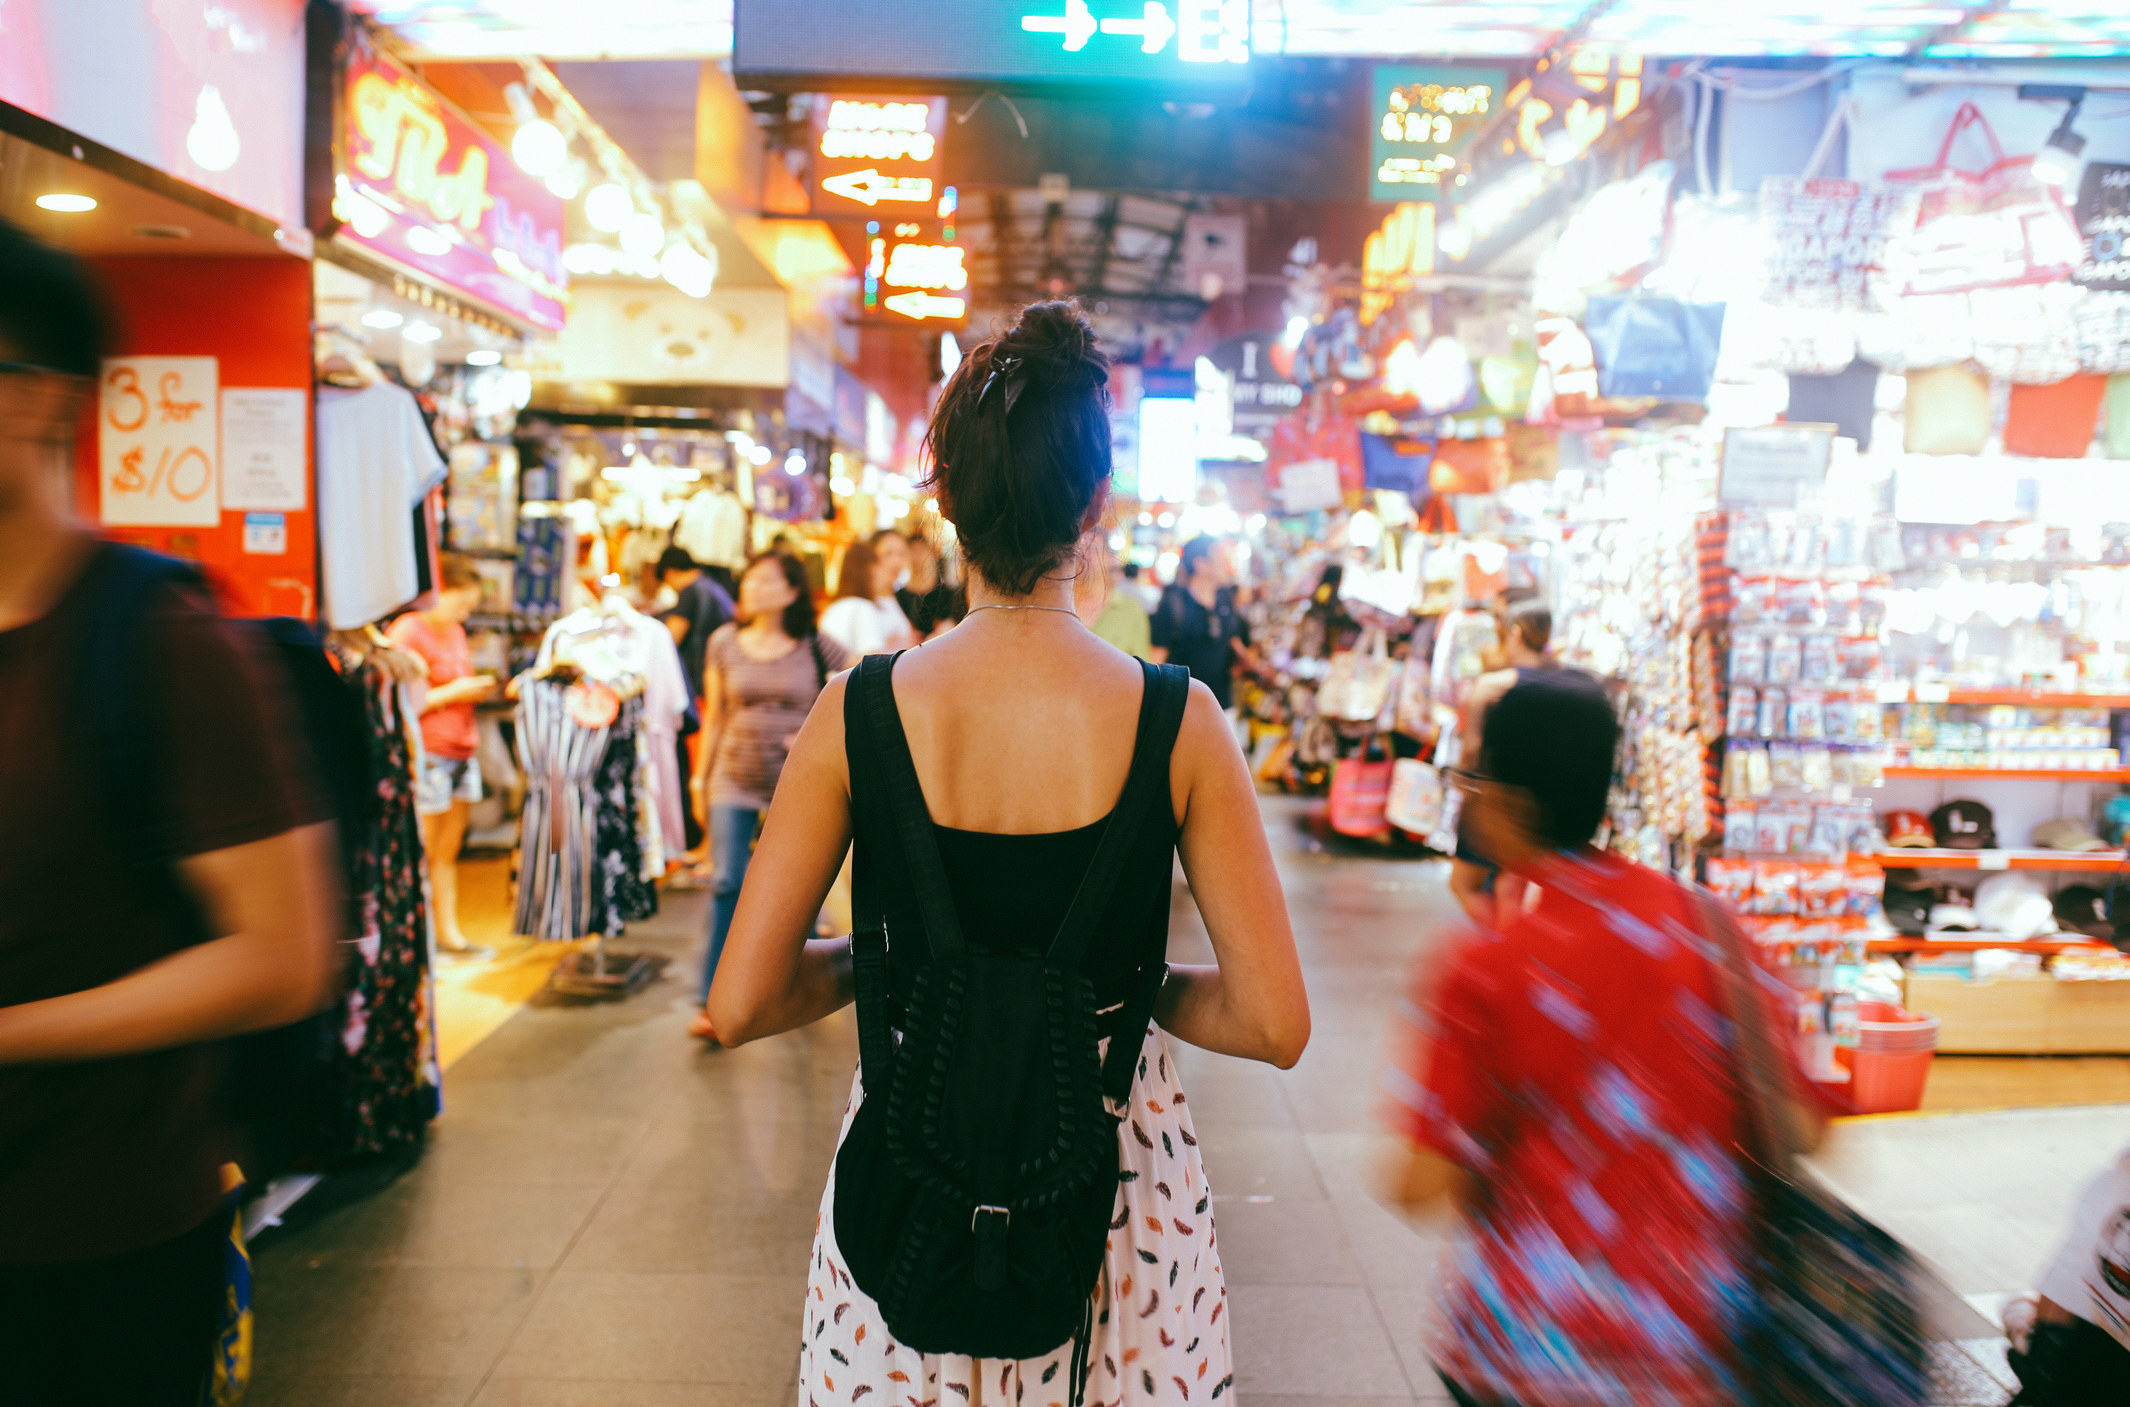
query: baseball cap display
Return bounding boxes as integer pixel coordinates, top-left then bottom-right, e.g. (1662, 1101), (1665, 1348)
(1883, 810), (1935, 848)
(2035, 817), (2111, 853)
(1974, 873), (2057, 940)
(1928, 902), (1979, 932)
(2051, 883), (2114, 941)
(1882, 870), (1934, 935)
(1931, 799), (1996, 850)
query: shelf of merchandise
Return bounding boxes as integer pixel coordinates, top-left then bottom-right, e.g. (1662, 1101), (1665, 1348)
(1878, 848), (2129, 873)
(1881, 767), (2130, 782)
(1935, 689), (2130, 708)
(1867, 936), (2114, 956)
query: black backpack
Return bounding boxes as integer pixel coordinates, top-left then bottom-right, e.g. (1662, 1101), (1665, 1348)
(73, 545), (369, 1166)
(833, 653), (1190, 1375)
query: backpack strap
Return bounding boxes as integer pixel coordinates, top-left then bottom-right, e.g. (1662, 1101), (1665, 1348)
(1044, 662), (1190, 969)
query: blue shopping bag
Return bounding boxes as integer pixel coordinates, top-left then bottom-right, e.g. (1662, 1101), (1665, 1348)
(1585, 295), (1727, 401)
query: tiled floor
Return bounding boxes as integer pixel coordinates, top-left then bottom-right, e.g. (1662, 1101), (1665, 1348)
(247, 798), (2129, 1405)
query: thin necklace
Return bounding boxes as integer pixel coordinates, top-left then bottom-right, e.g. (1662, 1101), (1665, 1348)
(964, 603), (1082, 618)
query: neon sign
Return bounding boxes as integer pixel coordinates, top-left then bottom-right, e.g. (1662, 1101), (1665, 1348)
(883, 243), (969, 291)
(1020, 0), (1244, 62)
(336, 49), (567, 330)
(819, 101), (937, 162)
(1361, 203), (1435, 324)
(811, 93), (947, 217)
(1369, 65), (1507, 203)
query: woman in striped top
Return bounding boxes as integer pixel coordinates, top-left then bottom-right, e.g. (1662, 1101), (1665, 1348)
(689, 552), (850, 1034)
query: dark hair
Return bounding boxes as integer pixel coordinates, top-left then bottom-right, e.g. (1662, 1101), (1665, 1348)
(1506, 598), (1552, 652)
(836, 539), (878, 602)
(742, 551), (817, 638)
(922, 301), (1111, 596)
(657, 545), (700, 577)
(1180, 536), (1221, 582)
(439, 555), (482, 591)
(0, 221), (114, 378)
(1122, 562), (1140, 580)
(1480, 672), (1617, 850)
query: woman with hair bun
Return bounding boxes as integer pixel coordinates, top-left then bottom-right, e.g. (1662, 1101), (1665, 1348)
(701, 301), (1309, 1402)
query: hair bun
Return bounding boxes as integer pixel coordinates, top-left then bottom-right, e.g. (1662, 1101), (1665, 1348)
(1000, 300), (1104, 384)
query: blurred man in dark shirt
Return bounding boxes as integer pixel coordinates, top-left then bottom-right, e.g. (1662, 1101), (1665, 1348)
(0, 221), (337, 1402)
(660, 545), (735, 696)
(1150, 535), (1261, 714)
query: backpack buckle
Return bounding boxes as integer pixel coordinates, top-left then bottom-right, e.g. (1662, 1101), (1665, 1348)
(971, 1204), (1012, 1291)
(971, 1203), (1011, 1231)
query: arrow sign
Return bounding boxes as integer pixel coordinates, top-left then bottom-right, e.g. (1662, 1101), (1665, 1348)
(885, 291), (968, 321)
(1099, 2), (1175, 53)
(819, 168), (935, 207)
(1022, 0), (1096, 51)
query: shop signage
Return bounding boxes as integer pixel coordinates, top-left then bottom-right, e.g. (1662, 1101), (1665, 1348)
(335, 48), (568, 331)
(1205, 332), (1302, 432)
(220, 387), (308, 511)
(811, 96), (948, 217)
(99, 356), (220, 529)
(1719, 423), (1835, 509)
(552, 285), (790, 387)
(733, 0), (1249, 92)
(1370, 65), (1506, 203)
(2072, 161), (2130, 293)
(1361, 202), (1435, 323)
(862, 223), (972, 324)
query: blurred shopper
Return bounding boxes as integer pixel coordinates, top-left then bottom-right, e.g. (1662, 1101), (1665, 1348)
(1382, 671), (1815, 1407)
(387, 557), (498, 958)
(688, 552), (849, 1032)
(1077, 545), (1151, 659)
(1447, 595), (1558, 925)
(0, 221), (337, 1402)
(660, 545), (735, 855)
(1122, 559), (1161, 614)
(1150, 535), (1262, 718)
(895, 530), (961, 640)
(704, 302), (1307, 1401)
(821, 537), (918, 656)
(2003, 1142), (2130, 1403)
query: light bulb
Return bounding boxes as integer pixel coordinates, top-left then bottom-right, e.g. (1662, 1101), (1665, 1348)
(406, 225), (452, 256)
(512, 119), (566, 177)
(583, 182), (634, 233)
(2033, 126), (2086, 188)
(360, 309), (404, 329)
(35, 193), (96, 212)
(466, 349), (502, 366)
(619, 212), (664, 260)
(403, 322), (442, 344)
(546, 164), (584, 199)
(1541, 126), (1582, 166)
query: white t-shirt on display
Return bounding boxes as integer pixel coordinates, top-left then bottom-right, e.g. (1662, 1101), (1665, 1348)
(819, 596), (914, 657)
(674, 489), (748, 571)
(316, 383), (449, 630)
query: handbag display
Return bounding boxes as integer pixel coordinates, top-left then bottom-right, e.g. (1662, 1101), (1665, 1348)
(1384, 757), (1444, 837)
(2004, 375), (2106, 459)
(2106, 375), (2130, 460)
(1881, 101), (2085, 298)
(1718, 300), (1858, 381)
(1903, 364), (1992, 456)
(1584, 295), (1727, 402)
(1320, 629), (1395, 723)
(1785, 358), (1881, 451)
(1327, 736), (1394, 839)
(2075, 290), (2130, 375)
(1969, 283), (2085, 385)
(1760, 99), (1914, 315)
(1696, 894), (1929, 1407)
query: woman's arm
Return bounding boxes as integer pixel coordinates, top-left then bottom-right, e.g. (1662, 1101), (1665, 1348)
(703, 674), (857, 1044)
(417, 674), (495, 713)
(1158, 681), (1310, 1068)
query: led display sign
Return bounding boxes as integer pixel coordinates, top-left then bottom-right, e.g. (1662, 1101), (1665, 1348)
(733, 0), (1250, 93)
(334, 48), (568, 331)
(811, 95), (948, 218)
(1369, 65), (1507, 203)
(860, 219), (971, 325)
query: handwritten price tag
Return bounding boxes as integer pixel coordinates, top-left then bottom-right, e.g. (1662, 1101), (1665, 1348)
(99, 356), (220, 527)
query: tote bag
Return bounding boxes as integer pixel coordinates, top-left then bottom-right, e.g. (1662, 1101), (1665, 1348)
(2005, 375), (2106, 459)
(1760, 98), (1915, 315)
(1970, 283), (2085, 385)
(1882, 101), (2084, 298)
(1385, 757), (1444, 837)
(1585, 296), (1727, 401)
(2106, 375), (2130, 460)
(1327, 737), (1394, 839)
(1320, 629), (1395, 723)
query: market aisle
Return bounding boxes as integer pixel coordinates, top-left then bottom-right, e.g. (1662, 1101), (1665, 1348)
(244, 795), (2103, 1405)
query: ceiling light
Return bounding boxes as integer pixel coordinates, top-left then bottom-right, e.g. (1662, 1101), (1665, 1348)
(545, 163), (584, 200)
(360, 309), (404, 329)
(2029, 89), (2088, 188)
(784, 451), (807, 477)
(512, 119), (567, 177)
(35, 193), (96, 213)
(186, 84), (241, 172)
(619, 212), (665, 260)
(749, 444), (772, 466)
(1541, 127), (1582, 166)
(584, 182), (634, 232)
(406, 225), (452, 256)
(660, 240), (717, 298)
(403, 321), (442, 344)
(465, 349), (502, 366)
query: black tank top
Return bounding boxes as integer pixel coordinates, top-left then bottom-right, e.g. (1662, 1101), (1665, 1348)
(844, 665), (1181, 1011)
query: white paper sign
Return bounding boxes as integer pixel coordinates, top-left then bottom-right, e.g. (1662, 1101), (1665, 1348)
(243, 512), (287, 555)
(220, 388), (308, 510)
(98, 356), (219, 527)
(1718, 423), (1834, 509)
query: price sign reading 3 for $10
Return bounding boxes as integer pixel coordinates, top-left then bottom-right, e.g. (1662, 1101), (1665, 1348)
(100, 356), (221, 528)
